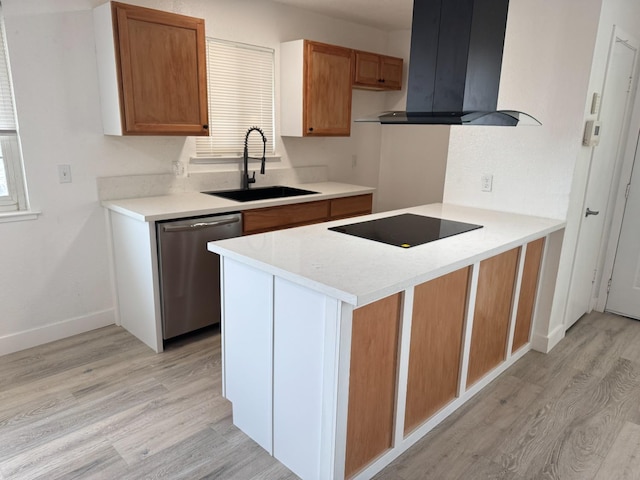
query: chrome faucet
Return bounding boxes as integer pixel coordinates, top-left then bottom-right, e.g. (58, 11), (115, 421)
(242, 126), (267, 190)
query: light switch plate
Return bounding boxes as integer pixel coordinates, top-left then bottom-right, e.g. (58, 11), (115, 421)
(58, 164), (72, 183)
(591, 92), (601, 115)
(481, 174), (493, 192)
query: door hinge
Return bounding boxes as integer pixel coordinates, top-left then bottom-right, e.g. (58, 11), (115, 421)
(607, 278), (612, 293)
(625, 183), (631, 199)
(628, 76), (633, 93)
(592, 268), (598, 283)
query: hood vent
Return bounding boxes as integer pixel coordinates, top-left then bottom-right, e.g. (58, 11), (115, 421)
(370, 0), (540, 126)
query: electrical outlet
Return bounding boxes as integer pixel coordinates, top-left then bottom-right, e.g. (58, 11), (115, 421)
(58, 164), (72, 183)
(351, 154), (357, 167)
(172, 161), (184, 176)
(481, 174), (493, 192)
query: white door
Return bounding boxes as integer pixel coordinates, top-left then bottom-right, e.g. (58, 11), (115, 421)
(606, 133), (640, 319)
(565, 31), (638, 329)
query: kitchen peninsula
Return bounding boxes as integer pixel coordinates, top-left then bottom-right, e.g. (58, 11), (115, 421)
(208, 203), (565, 480)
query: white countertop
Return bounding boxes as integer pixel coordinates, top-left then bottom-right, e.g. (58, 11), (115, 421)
(207, 203), (565, 307)
(102, 182), (375, 222)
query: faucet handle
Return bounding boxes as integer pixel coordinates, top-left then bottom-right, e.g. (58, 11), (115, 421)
(248, 171), (256, 184)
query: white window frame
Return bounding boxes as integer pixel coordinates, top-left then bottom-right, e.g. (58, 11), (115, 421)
(0, 5), (28, 215)
(193, 38), (276, 163)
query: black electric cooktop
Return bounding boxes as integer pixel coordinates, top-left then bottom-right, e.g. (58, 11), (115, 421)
(329, 213), (483, 248)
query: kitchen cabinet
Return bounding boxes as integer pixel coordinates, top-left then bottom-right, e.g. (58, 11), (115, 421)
(242, 193), (373, 235)
(353, 50), (403, 90)
(211, 203), (565, 480)
(512, 238), (545, 352)
(345, 293), (401, 478)
(467, 248), (520, 387)
(329, 194), (373, 220)
(243, 200), (330, 235)
(404, 267), (470, 435)
(93, 1), (209, 136)
(103, 185), (374, 353)
(281, 39), (354, 137)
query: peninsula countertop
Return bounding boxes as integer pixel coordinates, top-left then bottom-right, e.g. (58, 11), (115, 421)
(102, 181), (375, 222)
(207, 203), (565, 307)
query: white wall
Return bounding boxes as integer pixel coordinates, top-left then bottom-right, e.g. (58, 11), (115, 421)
(442, 0), (640, 348)
(376, 125), (450, 212)
(373, 29), (451, 212)
(444, 0), (602, 220)
(0, 0), (395, 354)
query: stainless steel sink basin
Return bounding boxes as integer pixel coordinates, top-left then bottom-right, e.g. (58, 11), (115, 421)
(203, 185), (318, 202)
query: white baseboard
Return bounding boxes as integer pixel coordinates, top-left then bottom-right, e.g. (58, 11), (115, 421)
(0, 309), (116, 356)
(531, 323), (565, 353)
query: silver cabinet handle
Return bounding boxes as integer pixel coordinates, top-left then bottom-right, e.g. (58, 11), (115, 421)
(585, 208), (600, 217)
(162, 217), (241, 233)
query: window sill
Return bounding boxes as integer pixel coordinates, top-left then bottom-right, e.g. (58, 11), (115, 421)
(0, 209), (41, 224)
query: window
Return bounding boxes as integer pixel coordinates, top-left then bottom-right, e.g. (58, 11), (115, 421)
(0, 6), (27, 213)
(195, 38), (275, 159)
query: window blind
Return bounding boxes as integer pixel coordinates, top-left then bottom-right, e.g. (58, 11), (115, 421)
(195, 38), (274, 158)
(0, 4), (27, 212)
(0, 8), (15, 132)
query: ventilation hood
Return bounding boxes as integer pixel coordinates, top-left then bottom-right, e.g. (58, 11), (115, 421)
(368, 0), (540, 126)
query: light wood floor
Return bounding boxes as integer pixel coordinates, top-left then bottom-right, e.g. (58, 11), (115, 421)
(1, 311), (639, 479)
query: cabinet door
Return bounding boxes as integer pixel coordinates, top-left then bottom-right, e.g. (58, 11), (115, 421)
(329, 194), (373, 220)
(353, 51), (403, 91)
(405, 267), (470, 435)
(353, 51), (382, 88)
(304, 41), (353, 136)
(242, 200), (330, 235)
(380, 55), (403, 90)
(346, 293), (401, 478)
(512, 238), (545, 352)
(467, 248), (519, 387)
(113, 2), (209, 135)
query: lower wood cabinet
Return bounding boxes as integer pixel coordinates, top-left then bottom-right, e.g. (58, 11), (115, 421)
(512, 238), (545, 352)
(329, 194), (373, 220)
(404, 267), (470, 435)
(345, 293), (401, 478)
(243, 200), (329, 235)
(242, 193), (373, 235)
(467, 248), (520, 387)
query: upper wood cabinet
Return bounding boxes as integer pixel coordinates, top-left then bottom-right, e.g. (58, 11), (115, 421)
(353, 50), (403, 90)
(93, 1), (209, 136)
(281, 40), (354, 137)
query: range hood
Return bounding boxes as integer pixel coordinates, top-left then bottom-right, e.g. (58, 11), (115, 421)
(369, 0), (540, 126)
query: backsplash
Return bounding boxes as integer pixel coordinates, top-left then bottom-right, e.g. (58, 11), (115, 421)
(97, 165), (329, 201)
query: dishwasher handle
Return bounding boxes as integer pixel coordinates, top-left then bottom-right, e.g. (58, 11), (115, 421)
(161, 216), (241, 233)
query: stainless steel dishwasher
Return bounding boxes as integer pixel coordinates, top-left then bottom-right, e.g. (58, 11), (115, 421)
(156, 212), (242, 340)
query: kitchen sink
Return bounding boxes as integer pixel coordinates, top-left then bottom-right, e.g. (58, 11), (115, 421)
(203, 185), (318, 202)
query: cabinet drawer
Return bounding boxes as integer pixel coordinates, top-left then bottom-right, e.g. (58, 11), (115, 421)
(243, 200), (330, 234)
(330, 194), (373, 219)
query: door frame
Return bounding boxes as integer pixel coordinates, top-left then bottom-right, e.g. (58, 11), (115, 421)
(595, 26), (640, 312)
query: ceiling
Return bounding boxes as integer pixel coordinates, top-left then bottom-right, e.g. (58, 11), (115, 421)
(272, 0), (413, 31)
